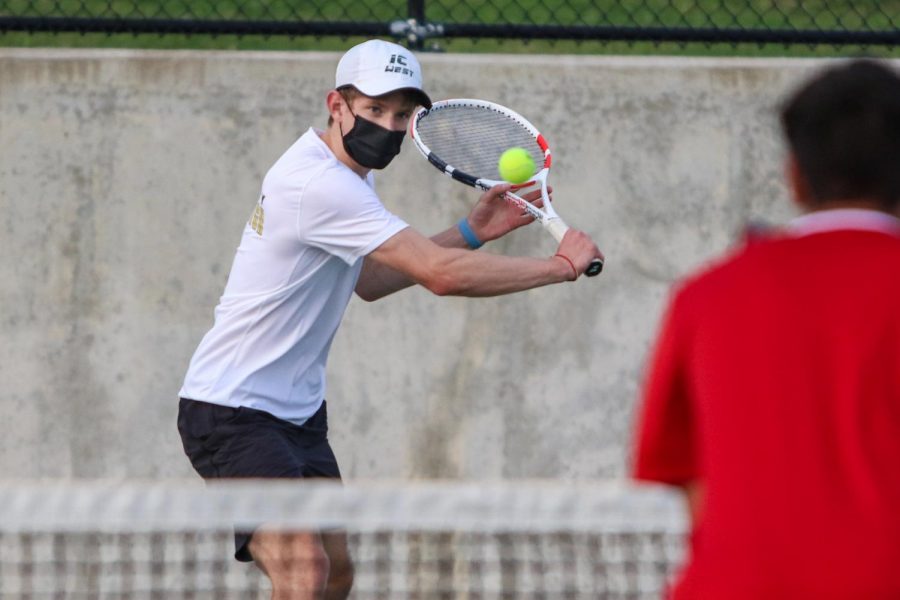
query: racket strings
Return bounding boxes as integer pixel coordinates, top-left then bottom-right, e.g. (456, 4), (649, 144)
(416, 107), (544, 181)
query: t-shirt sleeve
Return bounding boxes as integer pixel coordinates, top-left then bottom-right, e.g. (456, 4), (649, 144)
(297, 165), (409, 265)
(632, 287), (698, 485)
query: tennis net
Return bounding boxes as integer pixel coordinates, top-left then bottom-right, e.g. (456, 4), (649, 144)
(0, 479), (686, 599)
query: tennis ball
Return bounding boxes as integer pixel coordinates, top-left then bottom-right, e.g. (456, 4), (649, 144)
(497, 147), (536, 184)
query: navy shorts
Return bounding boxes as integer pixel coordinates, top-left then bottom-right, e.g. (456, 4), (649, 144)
(177, 398), (342, 561)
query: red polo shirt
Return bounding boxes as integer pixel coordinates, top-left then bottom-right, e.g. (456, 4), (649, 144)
(633, 210), (900, 599)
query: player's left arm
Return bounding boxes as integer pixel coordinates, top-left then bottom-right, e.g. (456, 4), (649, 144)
(466, 182), (548, 242)
(633, 292), (707, 528)
(355, 184), (545, 300)
(632, 291), (699, 485)
(680, 480), (705, 528)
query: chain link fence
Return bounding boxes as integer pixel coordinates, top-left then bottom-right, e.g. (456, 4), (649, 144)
(1, 0), (898, 49)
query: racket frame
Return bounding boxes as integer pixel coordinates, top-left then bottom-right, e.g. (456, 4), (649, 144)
(411, 98), (602, 276)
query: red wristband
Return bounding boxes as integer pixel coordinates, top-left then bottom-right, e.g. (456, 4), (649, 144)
(554, 253), (578, 281)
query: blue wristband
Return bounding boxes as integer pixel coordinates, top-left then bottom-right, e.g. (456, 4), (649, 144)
(458, 218), (483, 250)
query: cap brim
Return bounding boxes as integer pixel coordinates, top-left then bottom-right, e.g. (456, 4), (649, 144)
(409, 89), (433, 110)
(364, 86), (432, 110)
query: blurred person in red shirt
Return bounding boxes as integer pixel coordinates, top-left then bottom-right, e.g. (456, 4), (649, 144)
(633, 59), (900, 600)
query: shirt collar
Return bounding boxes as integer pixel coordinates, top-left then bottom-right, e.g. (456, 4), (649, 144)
(787, 208), (900, 237)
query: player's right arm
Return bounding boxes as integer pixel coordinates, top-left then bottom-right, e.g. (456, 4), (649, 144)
(355, 183), (599, 300)
(355, 225), (599, 301)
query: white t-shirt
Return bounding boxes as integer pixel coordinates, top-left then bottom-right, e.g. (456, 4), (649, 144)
(179, 128), (408, 424)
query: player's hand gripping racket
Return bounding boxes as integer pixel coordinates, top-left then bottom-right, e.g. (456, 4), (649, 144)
(411, 98), (603, 276)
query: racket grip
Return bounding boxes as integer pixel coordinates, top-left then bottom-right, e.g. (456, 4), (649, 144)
(546, 218), (604, 277)
(585, 258), (604, 277)
(544, 218), (569, 242)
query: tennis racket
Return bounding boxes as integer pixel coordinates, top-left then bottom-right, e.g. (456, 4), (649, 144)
(410, 98), (603, 277)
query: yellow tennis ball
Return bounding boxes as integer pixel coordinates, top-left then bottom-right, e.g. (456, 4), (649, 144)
(497, 147), (536, 184)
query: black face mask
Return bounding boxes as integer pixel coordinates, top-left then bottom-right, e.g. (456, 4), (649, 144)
(340, 112), (405, 170)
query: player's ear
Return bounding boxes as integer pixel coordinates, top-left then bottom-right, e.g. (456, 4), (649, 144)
(326, 89), (349, 124)
(785, 153), (814, 210)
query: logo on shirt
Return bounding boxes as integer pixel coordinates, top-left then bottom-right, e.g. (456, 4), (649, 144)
(385, 54), (415, 78)
(249, 195), (265, 236)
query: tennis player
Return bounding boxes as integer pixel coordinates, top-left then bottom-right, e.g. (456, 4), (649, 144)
(633, 59), (900, 599)
(177, 39), (602, 599)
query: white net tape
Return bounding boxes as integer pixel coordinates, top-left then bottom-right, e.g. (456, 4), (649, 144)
(0, 479), (687, 599)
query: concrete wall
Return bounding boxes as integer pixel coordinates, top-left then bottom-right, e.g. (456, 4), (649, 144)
(0, 48), (840, 480)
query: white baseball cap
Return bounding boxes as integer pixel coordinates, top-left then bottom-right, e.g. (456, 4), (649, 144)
(335, 39), (432, 109)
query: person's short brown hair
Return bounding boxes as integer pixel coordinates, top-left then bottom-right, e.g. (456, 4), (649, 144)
(781, 59), (900, 211)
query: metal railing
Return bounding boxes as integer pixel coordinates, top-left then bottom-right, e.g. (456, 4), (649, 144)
(1, 0), (898, 49)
